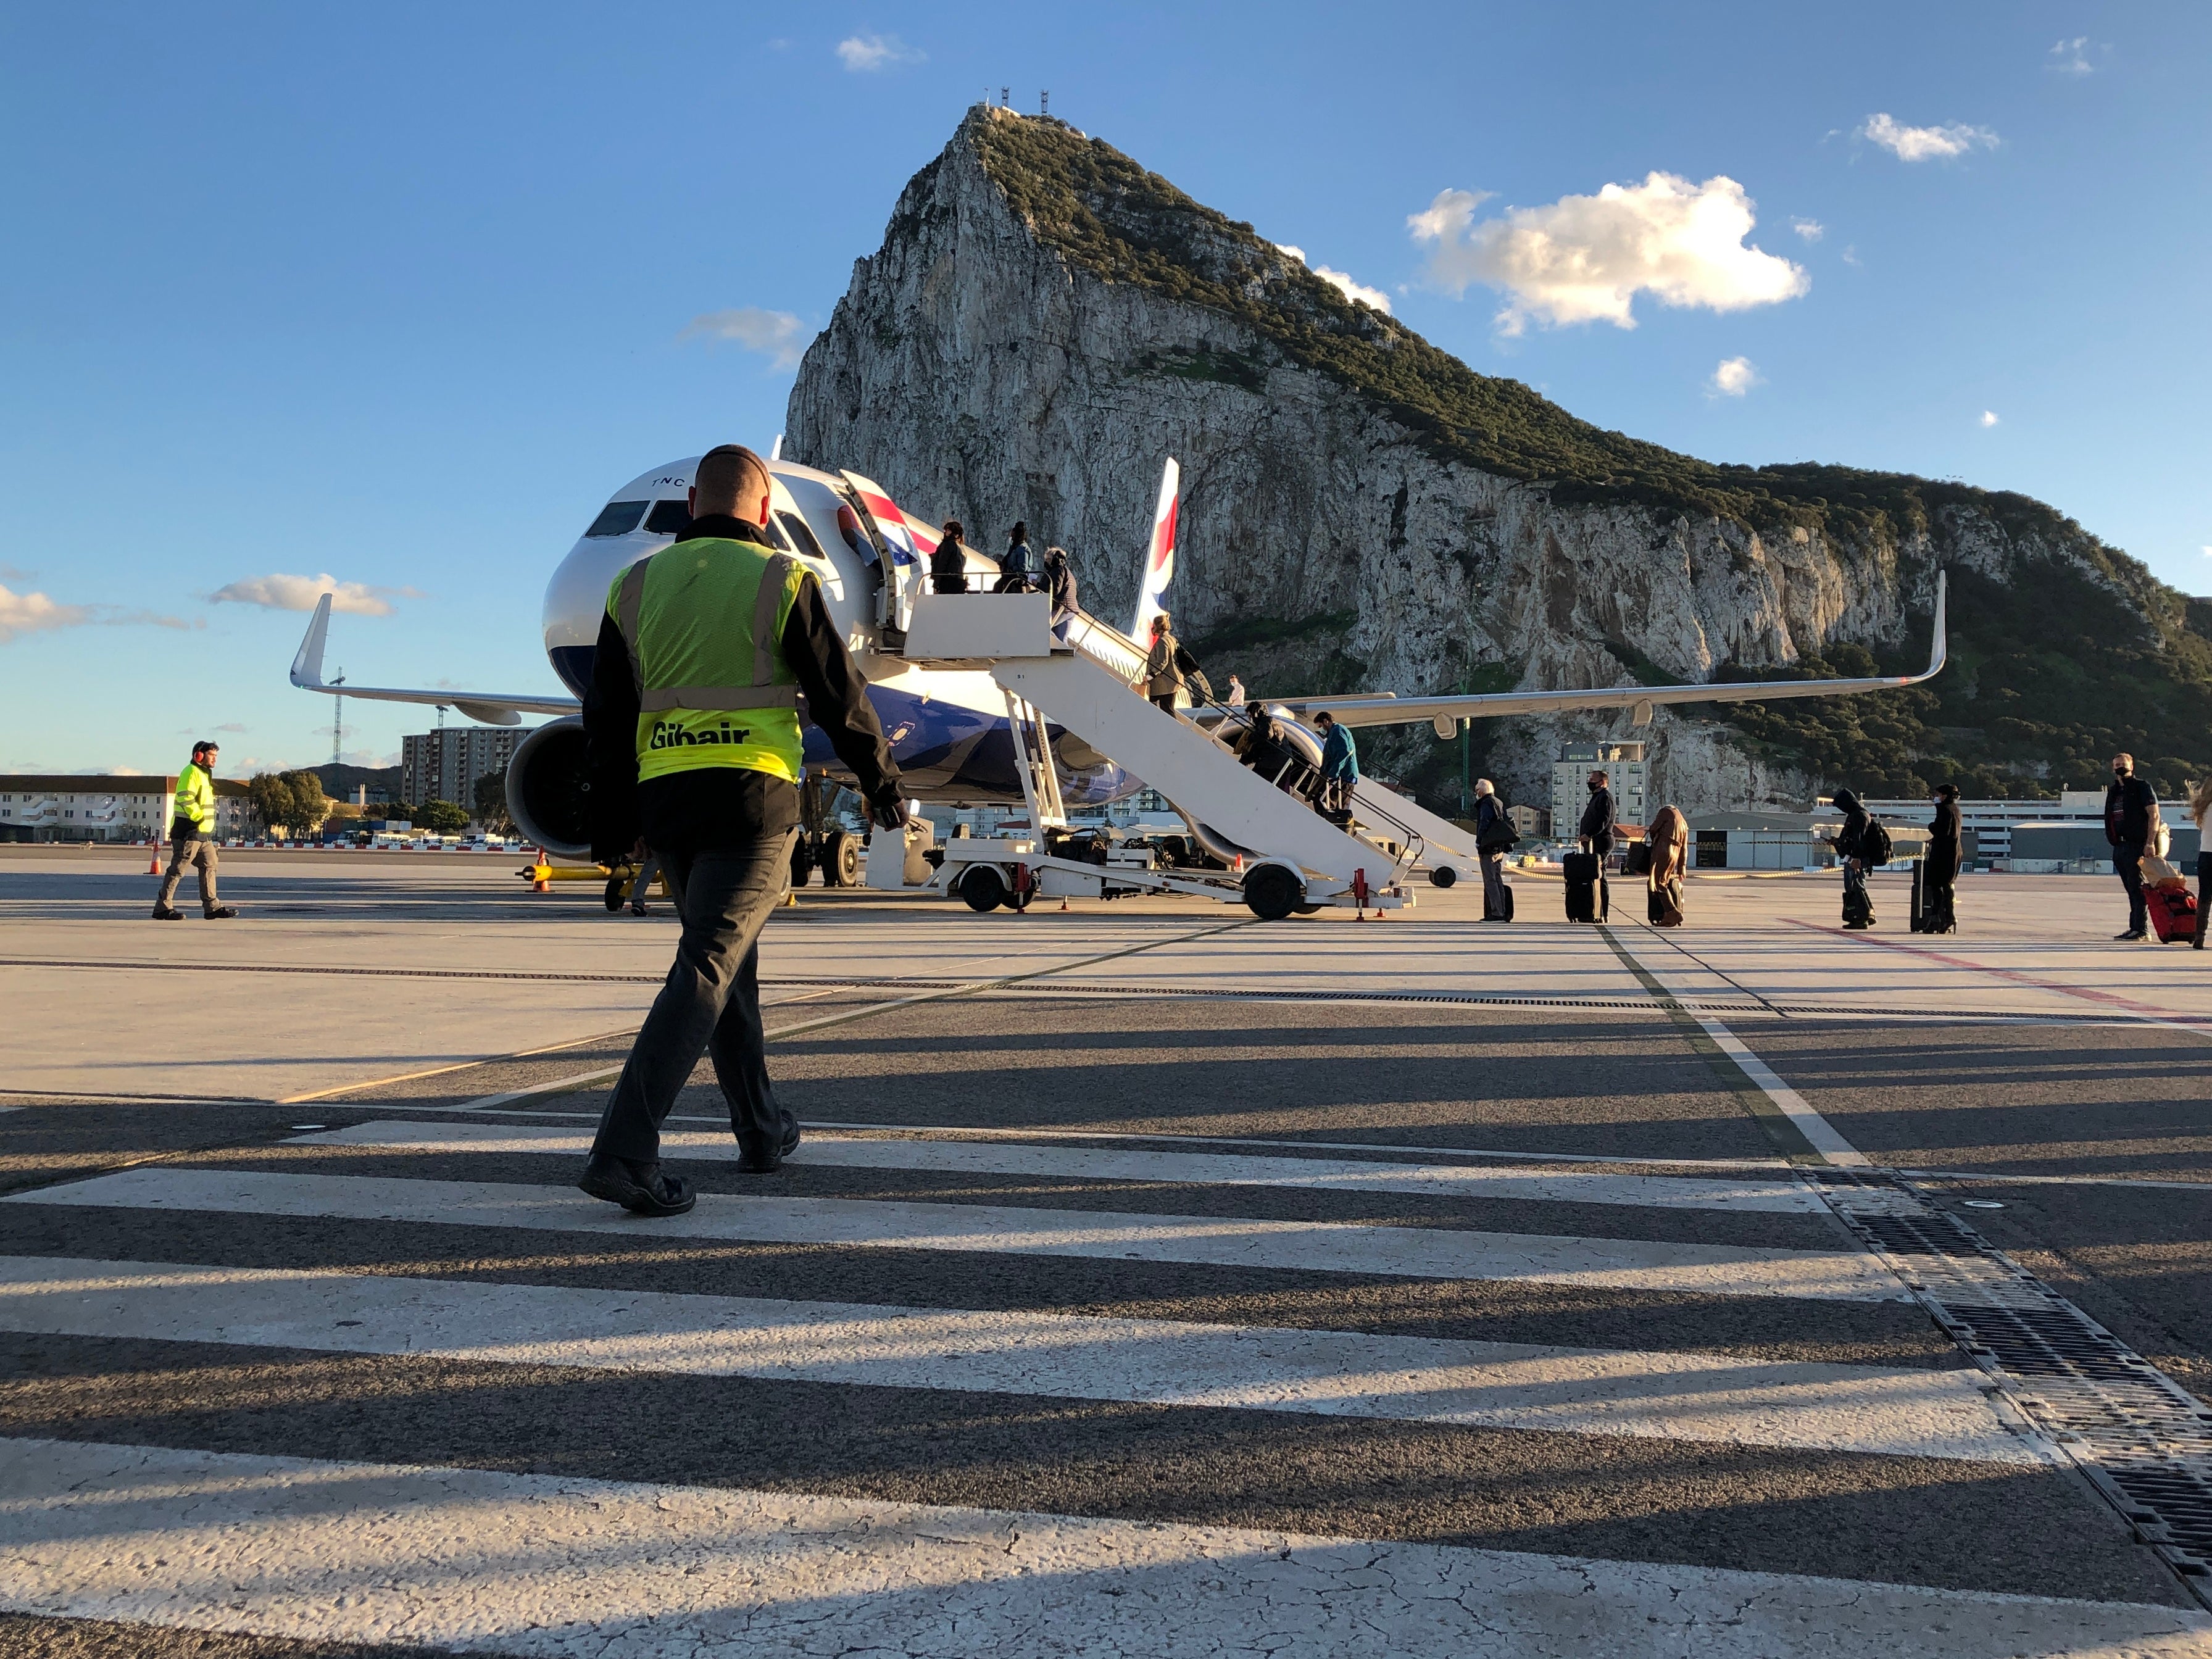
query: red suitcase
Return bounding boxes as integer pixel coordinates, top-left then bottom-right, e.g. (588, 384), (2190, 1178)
(2147, 884), (2198, 943)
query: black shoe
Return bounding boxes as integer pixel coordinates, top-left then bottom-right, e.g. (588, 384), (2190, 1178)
(206, 906), (239, 919)
(737, 1112), (802, 1175)
(2117, 930), (2148, 942)
(151, 906), (183, 920)
(578, 1153), (696, 1216)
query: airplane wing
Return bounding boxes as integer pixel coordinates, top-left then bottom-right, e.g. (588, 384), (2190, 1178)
(289, 592), (580, 727)
(1284, 572), (1948, 734)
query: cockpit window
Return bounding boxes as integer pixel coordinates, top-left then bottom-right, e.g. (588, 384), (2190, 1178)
(758, 514), (793, 552)
(776, 511), (827, 562)
(584, 500), (648, 538)
(642, 499), (692, 536)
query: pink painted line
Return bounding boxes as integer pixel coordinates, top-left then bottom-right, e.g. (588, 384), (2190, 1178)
(1781, 919), (2212, 1034)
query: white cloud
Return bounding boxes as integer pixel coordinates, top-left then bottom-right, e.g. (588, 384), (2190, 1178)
(2048, 37), (2094, 75)
(1840, 245), (1861, 266)
(1859, 113), (1999, 162)
(1709, 357), (1760, 397)
(0, 583), (194, 644)
(683, 307), (809, 370)
(835, 33), (921, 72)
(1790, 217), (1824, 243)
(0, 584), (88, 642)
(1274, 244), (1391, 314)
(208, 574), (416, 615)
(1980, 410), (2000, 428)
(1407, 174), (1807, 335)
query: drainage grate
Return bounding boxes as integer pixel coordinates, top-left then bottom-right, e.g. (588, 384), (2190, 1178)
(1810, 1168), (2212, 1606)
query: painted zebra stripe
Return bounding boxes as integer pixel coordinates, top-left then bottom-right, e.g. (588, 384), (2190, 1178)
(296, 1119), (1830, 1214)
(7, 1439), (2197, 1659)
(13, 1166), (1905, 1303)
(0, 1256), (2038, 1463)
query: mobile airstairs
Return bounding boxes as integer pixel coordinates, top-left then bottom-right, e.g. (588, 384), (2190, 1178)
(877, 591), (1438, 918)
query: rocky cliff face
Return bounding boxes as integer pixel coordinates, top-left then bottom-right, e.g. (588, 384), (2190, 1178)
(790, 107), (2212, 815)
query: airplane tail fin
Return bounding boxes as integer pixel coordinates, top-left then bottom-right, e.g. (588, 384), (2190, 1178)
(1129, 457), (1179, 642)
(289, 592), (334, 688)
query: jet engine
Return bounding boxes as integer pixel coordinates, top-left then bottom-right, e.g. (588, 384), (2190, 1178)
(505, 716), (594, 859)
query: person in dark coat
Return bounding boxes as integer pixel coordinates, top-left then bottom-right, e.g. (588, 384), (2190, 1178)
(1473, 778), (1513, 920)
(2105, 752), (2160, 941)
(1578, 770), (1616, 857)
(1831, 788), (1875, 928)
(930, 520), (971, 595)
(1042, 544), (1078, 631)
(994, 522), (1044, 592)
(1924, 783), (1962, 934)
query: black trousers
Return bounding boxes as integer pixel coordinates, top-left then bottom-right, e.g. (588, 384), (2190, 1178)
(591, 827), (797, 1163)
(1842, 860), (1873, 924)
(2115, 846), (2147, 934)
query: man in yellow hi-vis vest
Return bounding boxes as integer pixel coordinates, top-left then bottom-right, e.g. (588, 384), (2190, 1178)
(153, 740), (239, 920)
(578, 444), (905, 1216)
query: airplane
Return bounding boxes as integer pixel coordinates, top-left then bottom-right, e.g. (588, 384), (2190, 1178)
(290, 450), (1948, 867)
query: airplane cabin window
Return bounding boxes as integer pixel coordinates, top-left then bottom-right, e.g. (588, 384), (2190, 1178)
(757, 515), (794, 552)
(776, 512), (828, 562)
(584, 500), (649, 538)
(642, 499), (693, 536)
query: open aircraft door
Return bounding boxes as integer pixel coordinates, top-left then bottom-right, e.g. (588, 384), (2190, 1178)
(838, 470), (930, 633)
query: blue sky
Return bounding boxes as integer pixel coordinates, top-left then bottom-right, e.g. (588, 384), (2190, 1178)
(4, 3), (2206, 776)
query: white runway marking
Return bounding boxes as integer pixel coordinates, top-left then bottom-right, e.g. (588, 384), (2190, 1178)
(1606, 928), (1871, 1166)
(17, 1166), (1904, 1303)
(0, 1255), (2036, 1462)
(301, 1118), (1831, 1213)
(4, 1438), (2198, 1658)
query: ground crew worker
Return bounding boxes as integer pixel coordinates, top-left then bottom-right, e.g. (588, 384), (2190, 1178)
(577, 444), (905, 1217)
(152, 741), (238, 920)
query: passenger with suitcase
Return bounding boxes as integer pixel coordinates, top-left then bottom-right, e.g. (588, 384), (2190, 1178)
(1472, 779), (1516, 920)
(1923, 785), (1961, 934)
(1566, 770), (1615, 923)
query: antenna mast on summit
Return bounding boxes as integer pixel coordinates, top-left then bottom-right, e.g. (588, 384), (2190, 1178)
(1000, 86), (1010, 107)
(330, 668), (345, 767)
(1040, 90), (1049, 116)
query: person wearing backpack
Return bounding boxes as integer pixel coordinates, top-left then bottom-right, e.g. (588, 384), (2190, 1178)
(1829, 788), (1882, 929)
(1472, 778), (1516, 920)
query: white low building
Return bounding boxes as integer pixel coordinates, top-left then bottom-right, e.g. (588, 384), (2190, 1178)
(0, 776), (261, 842)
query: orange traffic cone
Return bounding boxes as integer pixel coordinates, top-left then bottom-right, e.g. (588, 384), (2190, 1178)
(530, 847), (552, 893)
(146, 841), (162, 876)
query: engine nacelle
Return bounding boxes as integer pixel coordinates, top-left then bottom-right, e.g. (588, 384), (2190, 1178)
(506, 716), (593, 860)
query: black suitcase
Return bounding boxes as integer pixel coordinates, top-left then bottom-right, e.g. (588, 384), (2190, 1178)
(1563, 852), (1607, 923)
(1487, 882), (1515, 922)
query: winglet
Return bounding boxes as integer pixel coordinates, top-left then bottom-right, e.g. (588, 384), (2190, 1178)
(1924, 570), (1948, 681)
(289, 592), (333, 689)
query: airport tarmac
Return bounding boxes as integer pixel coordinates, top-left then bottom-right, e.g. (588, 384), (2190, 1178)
(4, 845), (2212, 1656)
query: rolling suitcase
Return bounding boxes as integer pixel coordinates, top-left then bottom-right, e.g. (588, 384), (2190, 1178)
(2147, 884), (2198, 944)
(1563, 851), (1607, 923)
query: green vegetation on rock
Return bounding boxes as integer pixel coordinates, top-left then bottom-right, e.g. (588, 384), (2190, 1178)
(967, 109), (2212, 800)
